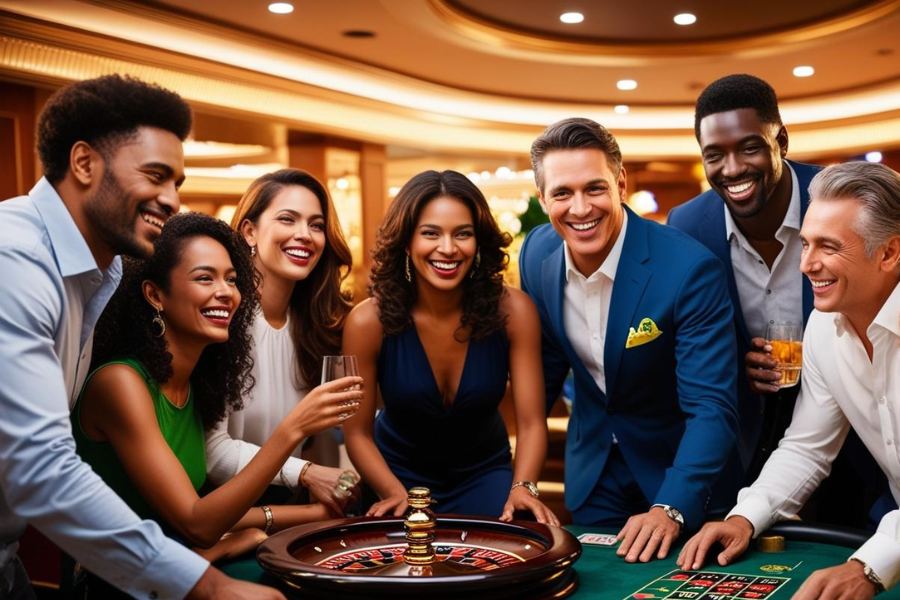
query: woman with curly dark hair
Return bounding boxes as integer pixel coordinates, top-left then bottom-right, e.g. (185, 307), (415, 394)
(343, 170), (558, 524)
(205, 169), (360, 512)
(72, 213), (361, 588)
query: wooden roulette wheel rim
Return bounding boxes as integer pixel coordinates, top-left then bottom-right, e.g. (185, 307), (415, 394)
(257, 514), (582, 599)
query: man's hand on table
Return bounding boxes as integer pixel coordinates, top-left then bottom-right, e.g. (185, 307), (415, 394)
(676, 516), (753, 570)
(616, 506), (681, 563)
(791, 562), (879, 600)
(187, 567), (286, 600)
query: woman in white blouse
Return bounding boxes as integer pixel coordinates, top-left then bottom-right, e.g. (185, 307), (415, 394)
(205, 169), (359, 513)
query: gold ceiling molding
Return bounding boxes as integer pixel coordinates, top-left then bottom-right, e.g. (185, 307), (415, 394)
(427, 0), (900, 63)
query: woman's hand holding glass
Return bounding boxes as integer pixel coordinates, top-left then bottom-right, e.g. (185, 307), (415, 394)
(287, 374), (362, 440)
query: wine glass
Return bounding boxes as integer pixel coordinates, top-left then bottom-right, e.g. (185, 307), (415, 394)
(321, 355), (360, 420)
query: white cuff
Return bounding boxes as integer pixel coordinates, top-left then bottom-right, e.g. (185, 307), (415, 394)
(128, 539), (209, 600)
(852, 532), (900, 591)
(279, 457), (308, 491)
(726, 495), (774, 539)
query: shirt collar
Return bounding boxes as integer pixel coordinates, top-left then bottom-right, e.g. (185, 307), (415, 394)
(564, 208), (629, 282)
(29, 177), (102, 278)
(832, 279), (900, 339)
(724, 161), (801, 242)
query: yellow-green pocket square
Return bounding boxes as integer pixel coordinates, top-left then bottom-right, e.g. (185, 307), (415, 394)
(625, 318), (663, 348)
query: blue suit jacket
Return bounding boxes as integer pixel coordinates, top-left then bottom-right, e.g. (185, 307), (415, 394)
(519, 206), (741, 528)
(667, 160), (821, 465)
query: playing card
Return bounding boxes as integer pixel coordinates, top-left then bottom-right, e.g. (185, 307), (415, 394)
(577, 533), (618, 546)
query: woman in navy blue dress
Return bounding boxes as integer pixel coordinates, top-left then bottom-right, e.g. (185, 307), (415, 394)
(343, 170), (558, 524)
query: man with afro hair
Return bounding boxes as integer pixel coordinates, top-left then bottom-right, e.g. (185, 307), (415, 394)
(0, 75), (282, 600)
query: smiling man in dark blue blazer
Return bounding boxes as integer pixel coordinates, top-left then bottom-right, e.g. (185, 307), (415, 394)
(519, 118), (741, 564)
(667, 75), (820, 479)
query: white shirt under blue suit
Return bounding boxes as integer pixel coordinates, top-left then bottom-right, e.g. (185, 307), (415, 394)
(0, 178), (208, 599)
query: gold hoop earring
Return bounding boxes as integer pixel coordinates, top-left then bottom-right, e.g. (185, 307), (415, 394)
(470, 248), (481, 279)
(152, 309), (166, 337)
(404, 254), (412, 283)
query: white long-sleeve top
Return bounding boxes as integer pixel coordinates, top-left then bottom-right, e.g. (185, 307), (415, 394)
(206, 313), (309, 489)
(729, 280), (900, 589)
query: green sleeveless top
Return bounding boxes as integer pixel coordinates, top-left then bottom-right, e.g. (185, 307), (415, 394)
(72, 358), (207, 525)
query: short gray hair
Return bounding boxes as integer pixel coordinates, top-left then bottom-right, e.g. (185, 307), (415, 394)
(808, 161), (900, 258)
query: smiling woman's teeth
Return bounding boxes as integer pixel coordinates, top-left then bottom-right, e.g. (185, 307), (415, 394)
(201, 309), (230, 318)
(571, 218), (599, 231)
(811, 280), (835, 288)
(431, 261), (460, 270)
(284, 249), (310, 258)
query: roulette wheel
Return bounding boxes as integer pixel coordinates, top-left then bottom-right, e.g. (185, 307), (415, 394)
(256, 487), (582, 599)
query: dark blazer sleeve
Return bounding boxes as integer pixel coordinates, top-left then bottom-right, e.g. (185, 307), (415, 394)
(519, 228), (571, 415)
(655, 251), (739, 527)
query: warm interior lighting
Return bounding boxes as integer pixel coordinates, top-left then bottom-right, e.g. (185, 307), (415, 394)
(268, 3), (294, 14)
(866, 151), (883, 163)
(793, 65), (815, 77)
(614, 105), (630, 114)
(673, 13), (697, 25)
(559, 12), (584, 24)
(617, 79), (638, 90)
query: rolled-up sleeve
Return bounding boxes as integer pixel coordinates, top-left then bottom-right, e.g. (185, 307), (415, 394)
(0, 246), (209, 600)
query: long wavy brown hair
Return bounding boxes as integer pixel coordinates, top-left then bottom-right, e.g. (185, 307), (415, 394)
(232, 169), (353, 386)
(369, 170), (511, 340)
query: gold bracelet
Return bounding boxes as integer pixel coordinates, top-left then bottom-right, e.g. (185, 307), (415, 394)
(299, 461), (314, 488)
(261, 505), (274, 535)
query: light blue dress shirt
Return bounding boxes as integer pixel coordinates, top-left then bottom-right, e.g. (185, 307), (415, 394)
(0, 179), (209, 599)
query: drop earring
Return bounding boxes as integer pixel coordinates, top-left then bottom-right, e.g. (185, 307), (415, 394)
(152, 309), (166, 337)
(405, 254), (412, 282)
(250, 246), (256, 257)
(470, 248), (481, 279)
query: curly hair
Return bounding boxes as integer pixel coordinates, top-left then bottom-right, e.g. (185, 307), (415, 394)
(38, 74), (192, 184)
(232, 169), (353, 386)
(369, 170), (511, 340)
(92, 212), (259, 431)
(694, 74), (782, 140)
(531, 118), (622, 193)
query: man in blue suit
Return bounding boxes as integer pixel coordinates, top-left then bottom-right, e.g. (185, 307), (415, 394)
(668, 75), (820, 479)
(519, 118), (742, 563)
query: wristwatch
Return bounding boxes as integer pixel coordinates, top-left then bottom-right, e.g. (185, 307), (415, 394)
(652, 504), (685, 532)
(510, 481), (540, 498)
(849, 558), (886, 594)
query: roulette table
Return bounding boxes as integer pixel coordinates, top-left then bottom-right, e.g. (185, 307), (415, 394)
(220, 519), (900, 599)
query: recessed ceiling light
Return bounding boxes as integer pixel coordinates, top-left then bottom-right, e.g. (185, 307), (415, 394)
(793, 65), (815, 77)
(617, 79), (638, 90)
(614, 105), (630, 114)
(673, 13), (696, 25)
(268, 2), (294, 14)
(866, 151), (883, 163)
(560, 12), (584, 24)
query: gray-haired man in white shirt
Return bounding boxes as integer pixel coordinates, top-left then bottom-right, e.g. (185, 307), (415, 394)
(678, 161), (900, 600)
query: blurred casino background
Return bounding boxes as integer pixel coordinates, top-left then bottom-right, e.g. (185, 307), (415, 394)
(2, 1), (900, 585)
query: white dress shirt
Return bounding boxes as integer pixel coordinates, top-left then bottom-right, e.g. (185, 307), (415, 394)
(206, 312), (309, 489)
(725, 162), (804, 339)
(0, 179), (208, 599)
(729, 280), (900, 589)
(563, 210), (629, 395)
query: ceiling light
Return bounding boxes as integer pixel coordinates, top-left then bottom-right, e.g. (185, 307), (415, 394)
(866, 151), (883, 163)
(617, 79), (638, 90)
(560, 12), (584, 24)
(614, 105), (630, 114)
(268, 3), (294, 14)
(793, 65), (815, 77)
(673, 13), (696, 25)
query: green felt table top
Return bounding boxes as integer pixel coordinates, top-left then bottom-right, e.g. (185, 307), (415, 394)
(220, 524), (900, 599)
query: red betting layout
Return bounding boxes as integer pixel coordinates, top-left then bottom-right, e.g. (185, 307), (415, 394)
(627, 570), (789, 600)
